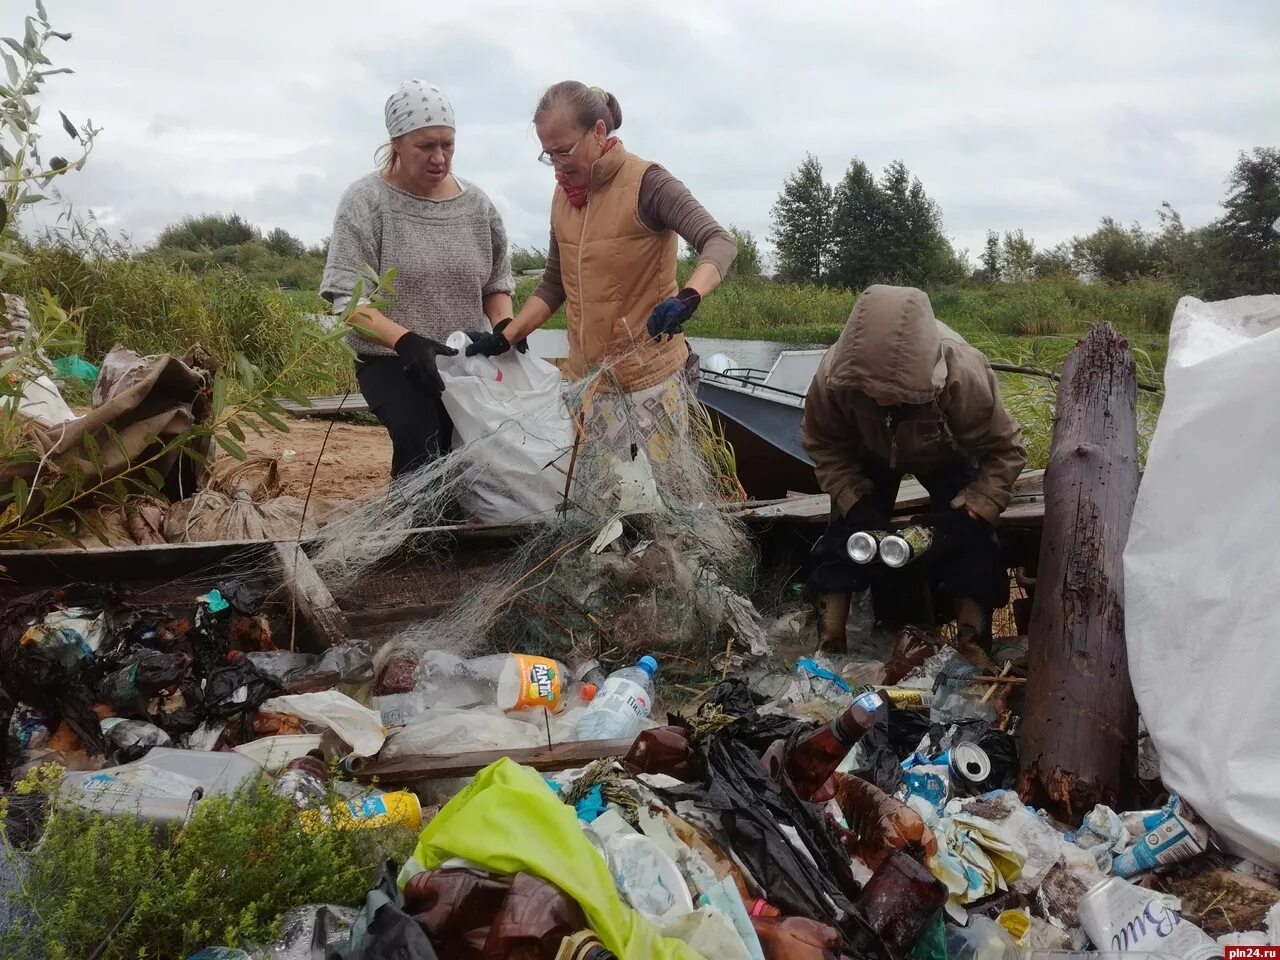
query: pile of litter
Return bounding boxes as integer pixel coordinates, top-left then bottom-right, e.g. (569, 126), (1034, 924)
(4, 575), (1278, 959)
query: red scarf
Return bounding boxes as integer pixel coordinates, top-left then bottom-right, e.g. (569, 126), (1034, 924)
(556, 137), (620, 208)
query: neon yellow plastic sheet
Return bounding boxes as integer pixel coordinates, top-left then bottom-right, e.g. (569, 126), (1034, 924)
(405, 757), (707, 960)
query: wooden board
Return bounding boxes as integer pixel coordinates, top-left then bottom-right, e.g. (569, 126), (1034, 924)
(272, 542), (352, 650)
(278, 394), (370, 418)
(348, 736), (637, 784)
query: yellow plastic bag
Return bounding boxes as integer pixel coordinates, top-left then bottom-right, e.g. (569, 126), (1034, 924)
(403, 757), (706, 960)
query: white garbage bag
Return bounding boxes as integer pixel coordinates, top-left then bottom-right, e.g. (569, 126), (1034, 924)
(438, 332), (574, 524)
(1124, 293), (1280, 869)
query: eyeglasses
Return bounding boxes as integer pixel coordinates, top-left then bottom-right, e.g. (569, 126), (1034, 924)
(537, 130), (590, 167)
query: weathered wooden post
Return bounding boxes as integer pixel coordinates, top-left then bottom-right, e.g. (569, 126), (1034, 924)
(1018, 323), (1140, 823)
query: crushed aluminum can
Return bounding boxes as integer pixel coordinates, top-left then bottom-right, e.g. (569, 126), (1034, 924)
(879, 525), (935, 568)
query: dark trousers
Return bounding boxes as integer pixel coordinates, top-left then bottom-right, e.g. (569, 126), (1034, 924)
(355, 356), (454, 478)
(808, 456), (1008, 611)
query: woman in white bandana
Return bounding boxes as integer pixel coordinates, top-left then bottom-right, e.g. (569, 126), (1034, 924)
(321, 80), (515, 478)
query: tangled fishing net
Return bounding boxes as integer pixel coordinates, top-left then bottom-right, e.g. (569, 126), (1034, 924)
(307, 356), (768, 680)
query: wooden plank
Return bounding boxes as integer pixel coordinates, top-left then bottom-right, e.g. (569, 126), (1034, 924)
(0, 538), (277, 586)
(733, 469), (1046, 525)
(348, 736), (637, 784)
(278, 393), (370, 418)
(273, 542), (352, 651)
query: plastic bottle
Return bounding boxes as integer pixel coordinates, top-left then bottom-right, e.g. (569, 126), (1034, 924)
(575, 656), (658, 741)
(781, 690), (883, 801)
(418, 652), (580, 713)
(858, 850), (949, 956)
(835, 775), (939, 870)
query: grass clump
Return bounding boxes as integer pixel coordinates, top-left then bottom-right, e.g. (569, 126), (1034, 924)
(0, 768), (414, 960)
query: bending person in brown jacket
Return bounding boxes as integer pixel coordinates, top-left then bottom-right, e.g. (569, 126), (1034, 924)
(802, 285), (1027, 659)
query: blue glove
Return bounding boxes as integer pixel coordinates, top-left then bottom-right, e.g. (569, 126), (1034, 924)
(646, 287), (701, 341)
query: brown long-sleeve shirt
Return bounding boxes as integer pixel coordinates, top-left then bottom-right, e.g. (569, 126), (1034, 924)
(531, 165), (736, 312)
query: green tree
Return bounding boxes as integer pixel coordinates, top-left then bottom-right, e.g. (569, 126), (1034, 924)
(770, 153), (832, 284)
(1001, 229), (1036, 283)
(978, 230), (1001, 282)
(1032, 242), (1074, 279)
(1070, 217), (1158, 282)
(1216, 147), (1280, 296)
(728, 225), (762, 280)
(828, 158), (883, 289)
(155, 212), (258, 251)
(510, 245), (547, 274)
(263, 226), (304, 258)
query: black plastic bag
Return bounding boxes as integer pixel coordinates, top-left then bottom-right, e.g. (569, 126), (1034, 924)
(323, 860), (439, 960)
(203, 662), (280, 720)
(949, 719), (1018, 794)
(214, 580), (264, 616)
(95, 647), (193, 715)
(848, 705), (935, 795)
(285, 641), (375, 692)
(657, 736), (868, 946)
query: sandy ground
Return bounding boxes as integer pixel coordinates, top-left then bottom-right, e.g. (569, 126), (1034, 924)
(242, 417), (392, 501)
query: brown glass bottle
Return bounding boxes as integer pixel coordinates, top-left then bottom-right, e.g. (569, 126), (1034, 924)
(857, 849), (948, 955)
(783, 690), (884, 801)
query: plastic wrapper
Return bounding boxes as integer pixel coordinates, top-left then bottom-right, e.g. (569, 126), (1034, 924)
(285, 641), (376, 693)
(324, 860), (439, 959)
(241, 650), (316, 685)
(379, 706), (587, 759)
(1065, 804), (1128, 872)
(260, 692), (385, 758)
(882, 627), (941, 686)
(957, 790), (1070, 895)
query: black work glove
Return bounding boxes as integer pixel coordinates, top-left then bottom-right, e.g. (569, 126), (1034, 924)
(647, 287), (701, 341)
(393, 331), (457, 397)
(930, 506), (991, 550)
(464, 318), (528, 357)
(844, 498), (889, 533)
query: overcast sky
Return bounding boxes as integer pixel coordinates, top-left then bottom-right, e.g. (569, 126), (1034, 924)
(19, 0), (1280, 263)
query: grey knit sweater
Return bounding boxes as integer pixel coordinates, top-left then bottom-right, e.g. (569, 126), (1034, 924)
(321, 173), (514, 356)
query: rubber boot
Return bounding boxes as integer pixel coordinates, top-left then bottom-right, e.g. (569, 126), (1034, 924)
(951, 596), (996, 669)
(818, 591), (852, 655)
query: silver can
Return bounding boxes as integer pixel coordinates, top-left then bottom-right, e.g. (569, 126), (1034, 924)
(878, 524), (935, 568)
(948, 742), (992, 784)
(846, 530), (887, 564)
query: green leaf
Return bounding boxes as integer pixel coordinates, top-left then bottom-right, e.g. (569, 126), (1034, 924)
(211, 374), (228, 417)
(242, 416), (265, 438)
(215, 434), (247, 461)
(140, 466), (166, 491)
(59, 109), (76, 139)
(234, 352), (255, 390)
(24, 18), (39, 50)
(35, 0), (47, 23)
(1, 51), (16, 86)
(82, 432), (102, 473)
(258, 411), (289, 433)
(110, 480), (129, 502)
(49, 30), (71, 41)
(14, 476), (28, 514)
(226, 420), (245, 442)
(48, 156), (66, 171)
(0, 251), (24, 268)
(0, 198), (7, 234)
(105, 425), (130, 464)
(182, 443), (210, 467)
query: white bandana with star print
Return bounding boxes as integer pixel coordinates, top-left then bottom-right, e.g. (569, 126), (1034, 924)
(384, 80), (455, 139)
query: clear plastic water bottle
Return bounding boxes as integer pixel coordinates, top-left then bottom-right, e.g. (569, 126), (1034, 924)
(576, 656), (658, 741)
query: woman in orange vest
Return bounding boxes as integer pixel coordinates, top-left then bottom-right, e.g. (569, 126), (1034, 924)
(468, 81), (737, 463)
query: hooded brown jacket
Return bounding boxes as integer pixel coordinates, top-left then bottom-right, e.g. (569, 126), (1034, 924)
(802, 285), (1026, 523)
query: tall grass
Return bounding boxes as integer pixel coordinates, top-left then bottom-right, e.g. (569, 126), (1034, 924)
(7, 245), (354, 395)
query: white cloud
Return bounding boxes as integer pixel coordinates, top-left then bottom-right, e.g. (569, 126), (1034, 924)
(16, 0), (1279, 256)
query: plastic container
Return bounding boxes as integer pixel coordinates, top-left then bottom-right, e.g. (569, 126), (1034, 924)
(576, 656), (658, 741)
(298, 790), (422, 833)
(599, 831), (693, 923)
(1078, 876), (1221, 960)
(61, 748), (262, 824)
(232, 734), (324, 773)
(945, 915), (1020, 960)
